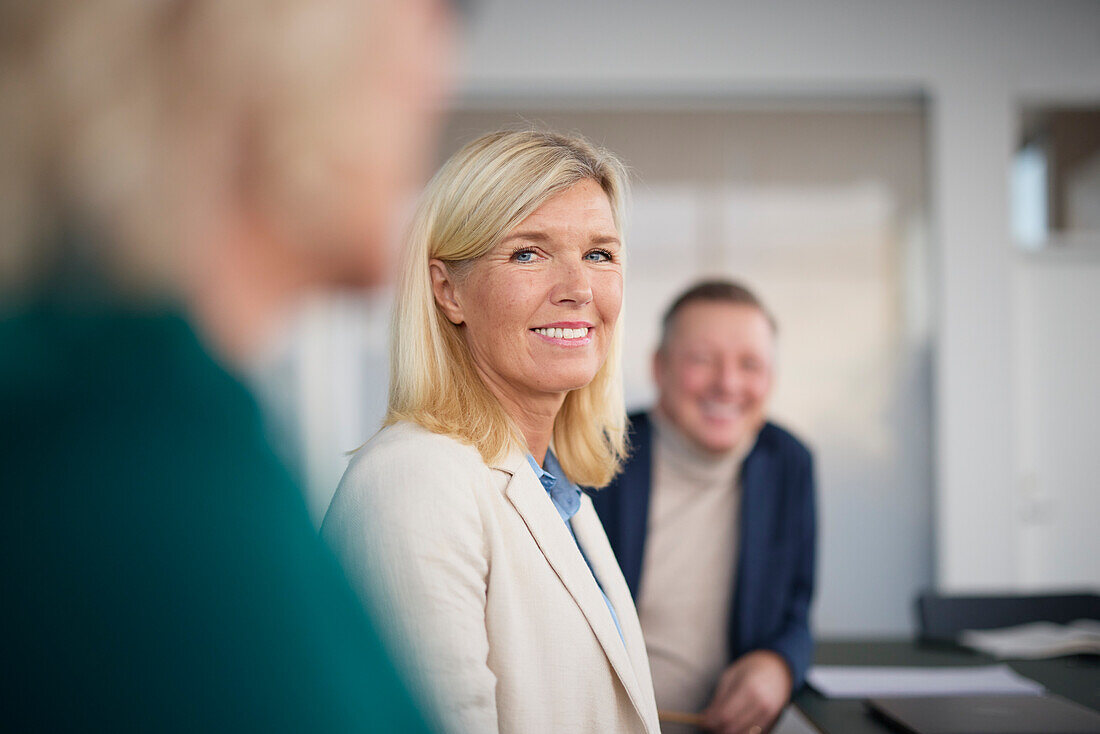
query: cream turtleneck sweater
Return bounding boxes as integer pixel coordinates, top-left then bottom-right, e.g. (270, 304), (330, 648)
(637, 410), (755, 732)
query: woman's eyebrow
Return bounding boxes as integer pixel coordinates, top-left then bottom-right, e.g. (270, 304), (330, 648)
(500, 230), (550, 244)
(499, 231), (621, 246)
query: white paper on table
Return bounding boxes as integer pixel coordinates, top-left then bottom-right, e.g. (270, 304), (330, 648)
(806, 664), (1045, 699)
(960, 619), (1100, 659)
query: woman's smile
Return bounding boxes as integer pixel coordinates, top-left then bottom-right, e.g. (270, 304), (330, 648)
(530, 322), (594, 345)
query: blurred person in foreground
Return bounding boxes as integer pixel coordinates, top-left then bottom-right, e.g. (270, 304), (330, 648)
(0, 0), (455, 730)
(591, 281), (816, 734)
(322, 130), (661, 734)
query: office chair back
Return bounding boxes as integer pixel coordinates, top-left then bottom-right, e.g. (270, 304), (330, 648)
(916, 591), (1100, 643)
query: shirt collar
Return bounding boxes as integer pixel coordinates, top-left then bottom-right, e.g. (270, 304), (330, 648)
(526, 449), (582, 524)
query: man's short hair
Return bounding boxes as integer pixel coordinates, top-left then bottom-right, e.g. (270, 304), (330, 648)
(659, 279), (778, 350)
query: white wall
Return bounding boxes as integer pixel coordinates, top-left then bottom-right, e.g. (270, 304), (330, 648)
(1013, 253), (1100, 590)
(449, 1), (1100, 598)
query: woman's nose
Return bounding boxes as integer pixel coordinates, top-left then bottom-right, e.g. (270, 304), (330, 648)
(551, 260), (593, 306)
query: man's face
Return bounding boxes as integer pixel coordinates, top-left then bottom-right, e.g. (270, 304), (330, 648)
(654, 301), (775, 454)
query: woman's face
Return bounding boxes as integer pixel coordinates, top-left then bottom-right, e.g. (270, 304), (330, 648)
(432, 178), (624, 411)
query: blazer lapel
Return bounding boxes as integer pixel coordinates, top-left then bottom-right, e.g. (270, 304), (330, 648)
(732, 437), (777, 656)
(572, 497), (659, 733)
(494, 450), (655, 733)
(618, 413), (653, 599)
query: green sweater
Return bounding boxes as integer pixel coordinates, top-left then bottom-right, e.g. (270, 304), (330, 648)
(1, 301), (434, 732)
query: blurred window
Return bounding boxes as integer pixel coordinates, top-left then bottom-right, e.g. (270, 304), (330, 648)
(1013, 106), (1100, 249)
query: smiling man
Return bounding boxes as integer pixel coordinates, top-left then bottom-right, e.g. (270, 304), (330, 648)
(591, 280), (816, 734)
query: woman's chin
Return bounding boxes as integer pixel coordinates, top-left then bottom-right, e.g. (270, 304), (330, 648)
(534, 373), (599, 396)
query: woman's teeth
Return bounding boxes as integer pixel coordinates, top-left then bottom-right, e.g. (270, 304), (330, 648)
(533, 327), (589, 339)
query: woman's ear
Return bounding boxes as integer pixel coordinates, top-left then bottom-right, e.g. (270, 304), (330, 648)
(429, 259), (464, 325)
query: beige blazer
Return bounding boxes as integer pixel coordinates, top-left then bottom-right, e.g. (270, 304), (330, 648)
(322, 421), (659, 734)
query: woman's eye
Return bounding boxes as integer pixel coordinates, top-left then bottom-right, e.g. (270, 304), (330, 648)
(511, 249), (536, 263)
(584, 249), (613, 262)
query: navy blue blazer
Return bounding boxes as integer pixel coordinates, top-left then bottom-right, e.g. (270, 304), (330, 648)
(590, 412), (816, 689)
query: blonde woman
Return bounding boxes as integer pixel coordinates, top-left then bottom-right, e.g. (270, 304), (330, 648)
(2, 0), (454, 730)
(322, 130), (660, 734)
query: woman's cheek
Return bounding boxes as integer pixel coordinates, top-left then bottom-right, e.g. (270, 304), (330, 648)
(599, 273), (625, 322)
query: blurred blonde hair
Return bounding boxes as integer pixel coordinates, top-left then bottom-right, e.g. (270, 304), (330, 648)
(387, 129), (630, 488)
(0, 0), (390, 299)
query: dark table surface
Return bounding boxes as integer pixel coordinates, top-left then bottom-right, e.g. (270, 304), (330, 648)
(792, 639), (1100, 734)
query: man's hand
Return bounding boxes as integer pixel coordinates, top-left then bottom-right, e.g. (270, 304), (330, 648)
(700, 650), (792, 734)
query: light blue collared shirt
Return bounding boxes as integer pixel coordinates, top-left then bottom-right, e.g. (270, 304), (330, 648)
(526, 450), (625, 645)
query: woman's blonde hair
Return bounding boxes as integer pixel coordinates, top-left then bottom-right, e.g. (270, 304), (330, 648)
(387, 129), (630, 487)
(0, 0), (398, 299)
